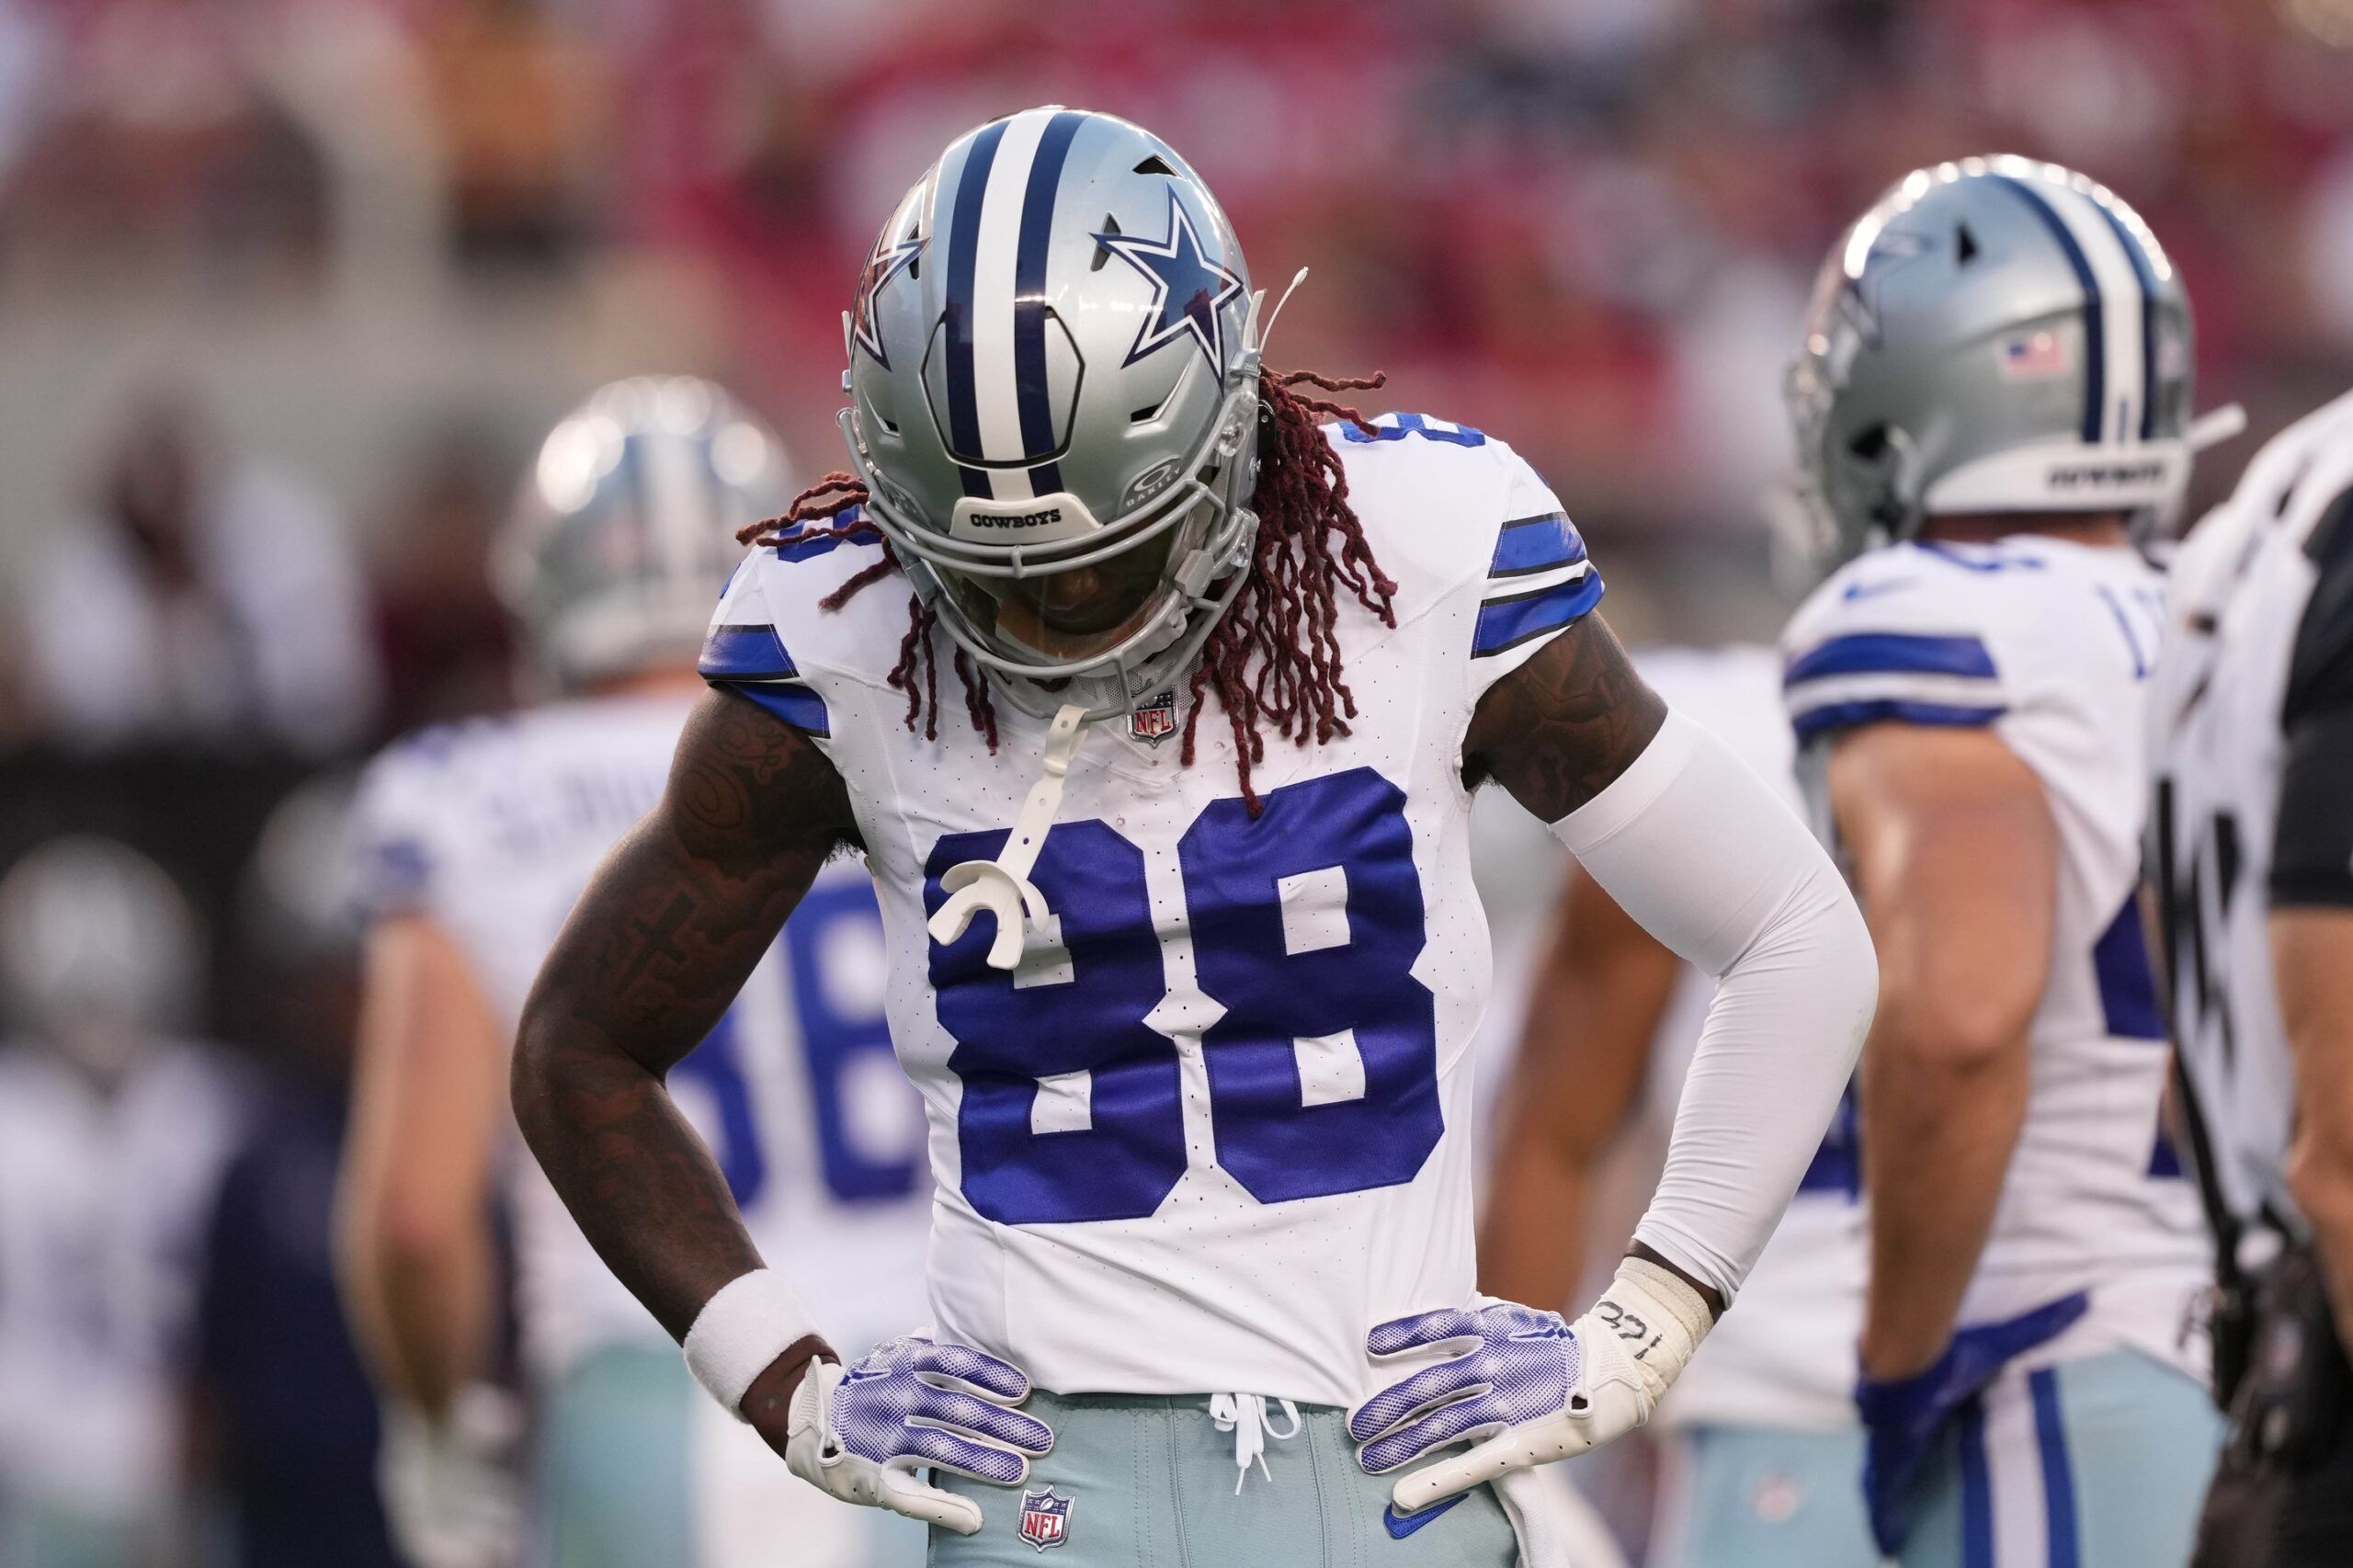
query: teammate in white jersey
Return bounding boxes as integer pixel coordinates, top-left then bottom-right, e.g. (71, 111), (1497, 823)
(511, 108), (1877, 1567)
(2148, 389), (2353, 1567)
(0, 839), (247, 1568)
(1483, 643), (1875, 1567)
(1779, 157), (2233, 1566)
(336, 378), (930, 1568)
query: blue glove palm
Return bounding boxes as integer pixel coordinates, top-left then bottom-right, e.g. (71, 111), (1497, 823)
(786, 1335), (1054, 1536)
(1854, 1293), (2088, 1557)
(1349, 1302), (1584, 1476)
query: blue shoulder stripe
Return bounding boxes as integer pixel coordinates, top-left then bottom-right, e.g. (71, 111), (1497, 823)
(1471, 569), (1605, 658)
(1790, 698), (2006, 744)
(698, 623), (798, 682)
(730, 682), (830, 739)
(768, 507), (883, 563)
(1783, 631), (1997, 689)
(1487, 513), (1589, 579)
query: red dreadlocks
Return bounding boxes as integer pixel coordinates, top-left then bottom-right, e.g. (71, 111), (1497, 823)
(737, 368), (1399, 812)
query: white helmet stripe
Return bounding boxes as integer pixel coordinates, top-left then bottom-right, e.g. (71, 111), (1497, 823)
(970, 108), (1062, 495)
(640, 429), (704, 587)
(2042, 182), (2146, 446)
(2090, 200), (2167, 440)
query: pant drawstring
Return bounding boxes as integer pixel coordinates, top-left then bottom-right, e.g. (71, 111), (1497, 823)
(1209, 1392), (1303, 1494)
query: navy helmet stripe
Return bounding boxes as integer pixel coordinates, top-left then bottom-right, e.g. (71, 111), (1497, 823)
(1995, 175), (2105, 445)
(1014, 110), (1086, 496)
(943, 119), (1008, 498)
(2092, 203), (2164, 440)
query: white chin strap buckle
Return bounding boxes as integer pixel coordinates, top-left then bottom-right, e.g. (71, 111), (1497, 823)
(926, 704), (1088, 971)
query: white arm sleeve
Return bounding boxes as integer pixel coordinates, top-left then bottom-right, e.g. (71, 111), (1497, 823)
(1548, 710), (1877, 1298)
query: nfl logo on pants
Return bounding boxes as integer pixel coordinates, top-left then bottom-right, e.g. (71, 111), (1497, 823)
(1018, 1487), (1072, 1551)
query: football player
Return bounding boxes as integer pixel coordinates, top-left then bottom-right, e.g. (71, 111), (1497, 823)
(2149, 388), (2353, 1567)
(335, 378), (931, 1568)
(1481, 643), (1876, 1568)
(510, 108), (1877, 1566)
(1779, 157), (2233, 1565)
(0, 838), (248, 1568)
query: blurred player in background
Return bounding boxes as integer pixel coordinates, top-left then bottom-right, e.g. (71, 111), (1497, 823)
(191, 778), (401, 1568)
(1780, 157), (2236, 1565)
(1482, 643), (1875, 1568)
(2149, 389), (2353, 1568)
(512, 108), (1875, 1567)
(0, 837), (251, 1568)
(335, 377), (932, 1568)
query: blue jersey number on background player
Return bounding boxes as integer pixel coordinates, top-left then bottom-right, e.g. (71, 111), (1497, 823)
(926, 767), (1442, 1225)
(673, 881), (916, 1207)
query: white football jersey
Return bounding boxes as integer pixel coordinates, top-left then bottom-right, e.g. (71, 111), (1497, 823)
(1632, 645), (1864, 1434)
(703, 414), (1604, 1407)
(0, 1042), (245, 1518)
(353, 692), (931, 1381)
(1782, 538), (2206, 1379)
(2150, 389), (2353, 1235)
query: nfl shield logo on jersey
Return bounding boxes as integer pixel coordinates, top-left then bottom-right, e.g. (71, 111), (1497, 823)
(1017, 1487), (1072, 1551)
(1129, 690), (1178, 745)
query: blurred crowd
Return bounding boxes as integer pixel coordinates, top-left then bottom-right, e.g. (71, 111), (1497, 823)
(0, 0), (2349, 1563)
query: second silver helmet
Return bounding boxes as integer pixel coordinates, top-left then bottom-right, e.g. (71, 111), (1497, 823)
(1788, 156), (2199, 572)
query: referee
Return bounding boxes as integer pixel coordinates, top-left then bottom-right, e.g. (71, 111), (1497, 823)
(2150, 389), (2353, 1568)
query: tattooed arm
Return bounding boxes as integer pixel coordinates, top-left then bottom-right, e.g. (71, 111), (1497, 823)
(1462, 609), (1667, 814)
(1465, 616), (1876, 1309)
(512, 687), (858, 1448)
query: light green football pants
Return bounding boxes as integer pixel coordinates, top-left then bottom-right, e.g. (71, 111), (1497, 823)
(1652, 1423), (1879, 1568)
(537, 1344), (925, 1568)
(927, 1391), (1519, 1567)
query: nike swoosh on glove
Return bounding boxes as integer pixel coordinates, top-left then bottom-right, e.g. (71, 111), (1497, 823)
(785, 1335), (1054, 1536)
(1349, 1261), (1711, 1515)
(1854, 1292), (2089, 1558)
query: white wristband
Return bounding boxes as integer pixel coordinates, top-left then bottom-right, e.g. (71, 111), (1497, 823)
(682, 1269), (823, 1419)
(1593, 1256), (1713, 1407)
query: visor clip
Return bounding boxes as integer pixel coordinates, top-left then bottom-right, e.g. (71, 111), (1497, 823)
(926, 704), (1088, 972)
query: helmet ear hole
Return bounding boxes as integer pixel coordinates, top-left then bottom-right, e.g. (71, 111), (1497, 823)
(1848, 424), (1892, 460)
(1955, 222), (1981, 265)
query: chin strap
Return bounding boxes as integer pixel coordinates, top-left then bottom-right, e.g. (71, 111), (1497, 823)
(926, 703), (1089, 971)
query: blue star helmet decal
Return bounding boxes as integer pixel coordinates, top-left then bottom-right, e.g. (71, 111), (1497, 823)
(1093, 187), (1246, 376)
(851, 232), (926, 369)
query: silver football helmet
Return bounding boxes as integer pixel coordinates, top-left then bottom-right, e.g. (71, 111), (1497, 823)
(1787, 155), (2219, 573)
(0, 836), (203, 1076)
(495, 376), (789, 690)
(836, 107), (1267, 716)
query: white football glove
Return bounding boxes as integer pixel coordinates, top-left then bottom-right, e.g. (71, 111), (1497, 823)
(784, 1336), (1054, 1536)
(1349, 1259), (1712, 1515)
(377, 1385), (524, 1568)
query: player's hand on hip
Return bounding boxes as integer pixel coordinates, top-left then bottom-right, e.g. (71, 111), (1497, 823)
(1348, 1298), (1651, 1514)
(781, 1335), (1054, 1536)
(1351, 1261), (1713, 1515)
